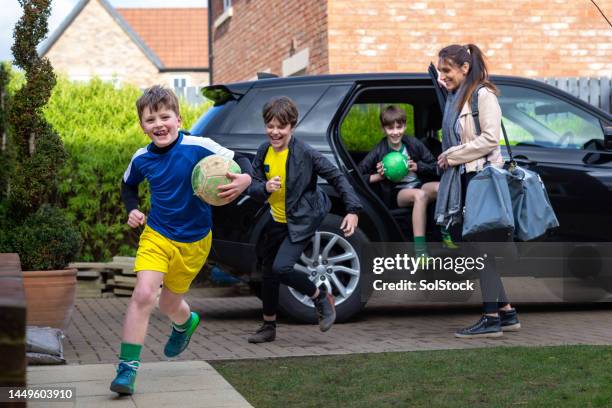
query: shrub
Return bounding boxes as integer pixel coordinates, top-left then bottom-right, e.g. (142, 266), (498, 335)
(0, 205), (81, 270)
(8, 0), (66, 219)
(0, 63), (13, 202)
(2, 0), (81, 270)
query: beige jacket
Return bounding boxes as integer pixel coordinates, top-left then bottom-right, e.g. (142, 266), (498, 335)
(443, 86), (503, 172)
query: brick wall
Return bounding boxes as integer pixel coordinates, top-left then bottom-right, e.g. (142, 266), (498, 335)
(211, 0), (611, 82)
(327, 0), (612, 77)
(210, 0), (329, 83)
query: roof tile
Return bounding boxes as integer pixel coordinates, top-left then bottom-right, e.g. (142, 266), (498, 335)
(116, 8), (208, 69)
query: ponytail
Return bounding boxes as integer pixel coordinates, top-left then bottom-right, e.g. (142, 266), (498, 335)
(438, 43), (498, 111)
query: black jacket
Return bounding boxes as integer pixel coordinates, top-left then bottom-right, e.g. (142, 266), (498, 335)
(357, 136), (438, 206)
(248, 137), (363, 243)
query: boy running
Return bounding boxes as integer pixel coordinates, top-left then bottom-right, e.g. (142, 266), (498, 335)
(111, 85), (252, 394)
(247, 96), (362, 343)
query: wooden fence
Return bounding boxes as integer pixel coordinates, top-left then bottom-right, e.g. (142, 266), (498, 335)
(539, 77), (611, 113)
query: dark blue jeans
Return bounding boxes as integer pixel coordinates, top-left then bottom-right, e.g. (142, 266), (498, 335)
(260, 220), (318, 317)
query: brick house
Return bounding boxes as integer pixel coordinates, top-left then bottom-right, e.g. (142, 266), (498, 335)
(209, 0), (612, 84)
(41, 0), (209, 89)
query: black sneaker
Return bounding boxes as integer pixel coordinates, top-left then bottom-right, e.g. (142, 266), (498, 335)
(455, 315), (503, 339)
(499, 308), (521, 332)
(313, 287), (336, 332)
(247, 322), (276, 343)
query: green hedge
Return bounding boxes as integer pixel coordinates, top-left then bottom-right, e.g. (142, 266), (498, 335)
(340, 103), (415, 151)
(43, 78), (209, 261)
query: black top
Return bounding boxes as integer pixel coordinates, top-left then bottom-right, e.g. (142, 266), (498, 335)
(248, 136), (363, 243)
(357, 135), (438, 207)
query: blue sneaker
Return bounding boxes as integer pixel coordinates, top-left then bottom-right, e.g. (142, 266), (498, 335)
(110, 361), (138, 395)
(164, 312), (200, 358)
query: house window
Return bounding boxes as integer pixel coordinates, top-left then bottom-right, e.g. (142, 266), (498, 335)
(215, 0), (234, 28)
(173, 78), (187, 89)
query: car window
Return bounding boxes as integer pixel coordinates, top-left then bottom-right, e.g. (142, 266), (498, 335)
(229, 84), (328, 134)
(498, 85), (604, 150)
(340, 103), (415, 151)
(189, 104), (225, 136)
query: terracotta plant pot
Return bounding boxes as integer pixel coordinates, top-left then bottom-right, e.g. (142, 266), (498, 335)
(22, 269), (77, 330)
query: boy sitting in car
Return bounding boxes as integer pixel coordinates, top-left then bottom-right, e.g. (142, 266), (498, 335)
(358, 105), (454, 258)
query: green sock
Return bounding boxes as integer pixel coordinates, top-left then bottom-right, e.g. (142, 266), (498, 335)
(441, 228), (452, 241)
(414, 236), (427, 256)
(119, 342), (142, 364)
(173, 312), (193, 332)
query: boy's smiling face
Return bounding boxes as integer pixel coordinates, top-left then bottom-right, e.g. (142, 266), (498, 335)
(383, 121), (406, 149)
(265, 117), (293, 152)
(140, 105), (182, 148)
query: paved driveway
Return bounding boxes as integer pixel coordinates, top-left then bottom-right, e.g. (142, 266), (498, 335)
(62, 289), (612, 365)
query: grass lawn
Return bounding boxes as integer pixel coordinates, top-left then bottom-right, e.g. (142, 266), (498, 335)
(212, 345), (612, 408)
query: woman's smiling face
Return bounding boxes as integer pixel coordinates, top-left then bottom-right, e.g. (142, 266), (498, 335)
(437, 58), (469, 92)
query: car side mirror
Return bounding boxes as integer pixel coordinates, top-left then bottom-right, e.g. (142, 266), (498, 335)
(604, 125), (612, 150)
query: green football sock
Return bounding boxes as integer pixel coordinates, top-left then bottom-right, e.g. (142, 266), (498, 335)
(414, 236), (427, 257)
(173, 312), (194, 332)
(119, 342), (142, 364)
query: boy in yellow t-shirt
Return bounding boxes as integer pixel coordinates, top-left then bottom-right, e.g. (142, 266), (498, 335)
(246, 96), (363, 343)
(264, 147), (288, 223)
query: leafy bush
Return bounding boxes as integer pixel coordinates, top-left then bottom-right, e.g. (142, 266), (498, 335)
(0, 63), (13, 202)
(44, 77), (209, 260)
(8, 0), (66, 219)
(340, 103), (415, 151)
(0, 205), (81, 270)
(1, 0), (81, 270)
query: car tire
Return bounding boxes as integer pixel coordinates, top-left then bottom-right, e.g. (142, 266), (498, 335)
(277, 214), (371, 324)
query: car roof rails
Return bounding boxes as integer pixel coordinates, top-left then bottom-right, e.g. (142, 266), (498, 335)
(257, 72), (279, 80)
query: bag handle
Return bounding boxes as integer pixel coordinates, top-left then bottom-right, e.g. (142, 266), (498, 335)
(470, 85), (516, 169)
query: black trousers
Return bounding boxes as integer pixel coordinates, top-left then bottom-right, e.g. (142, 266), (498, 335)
(260, 220), (318, 317)
(461, 172), (511, 314)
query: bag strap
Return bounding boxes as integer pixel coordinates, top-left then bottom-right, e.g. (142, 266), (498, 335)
(470, 85), (515, 167)
(470, 85), (484, 136)
(501, 120), (516, 168)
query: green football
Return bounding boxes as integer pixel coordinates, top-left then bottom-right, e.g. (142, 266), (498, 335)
(192, 155), (242, 206)
(382, 151), (409, 182)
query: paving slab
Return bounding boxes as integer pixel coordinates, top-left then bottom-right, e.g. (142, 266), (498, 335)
(27, 361), (253, 408)
(59, 291), (612, 365)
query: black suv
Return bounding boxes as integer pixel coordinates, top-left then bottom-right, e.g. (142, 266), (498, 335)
(190, 72), (612, 323)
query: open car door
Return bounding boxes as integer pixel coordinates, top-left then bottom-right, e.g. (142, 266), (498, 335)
(428, 62), (447, 113)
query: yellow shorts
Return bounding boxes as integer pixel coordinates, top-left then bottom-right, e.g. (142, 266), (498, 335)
(134, 225), (212, 294)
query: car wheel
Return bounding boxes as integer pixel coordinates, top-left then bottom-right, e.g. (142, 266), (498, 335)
(278, 214), (370, 323)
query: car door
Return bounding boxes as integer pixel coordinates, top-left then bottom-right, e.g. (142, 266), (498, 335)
(496, 83), (612, 241)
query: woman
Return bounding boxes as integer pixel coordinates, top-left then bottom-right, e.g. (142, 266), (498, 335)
(435, 44), (521, 338)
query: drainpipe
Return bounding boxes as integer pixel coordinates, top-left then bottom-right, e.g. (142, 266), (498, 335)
(207, 0), (213, 85)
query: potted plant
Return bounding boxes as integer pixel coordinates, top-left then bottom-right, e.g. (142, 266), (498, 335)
(0, 0), (81, 330)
